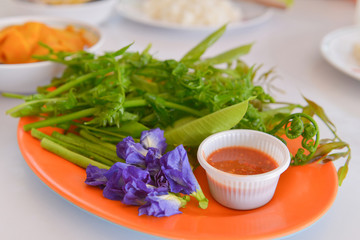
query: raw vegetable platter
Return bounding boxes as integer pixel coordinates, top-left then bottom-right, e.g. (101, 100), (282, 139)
(18, 116), (338, 240)
(5, 25), (349, 239)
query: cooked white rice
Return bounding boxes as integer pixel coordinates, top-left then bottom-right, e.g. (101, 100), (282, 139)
(143, 0), (241, 27)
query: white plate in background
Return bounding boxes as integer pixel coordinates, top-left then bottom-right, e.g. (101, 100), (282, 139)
(116, 0), (273, 31)
(321, 26), (360, 81)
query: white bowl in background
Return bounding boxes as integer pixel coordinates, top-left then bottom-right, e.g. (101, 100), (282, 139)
(12, 0), (117, 25)
(197, 129), (291, 210)
(0, 15), (104, 94)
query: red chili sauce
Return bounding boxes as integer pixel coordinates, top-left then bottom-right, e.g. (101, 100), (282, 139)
(207, 146), (279, 175)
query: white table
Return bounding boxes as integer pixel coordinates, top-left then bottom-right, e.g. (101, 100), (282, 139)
(1, 0), (359, 239)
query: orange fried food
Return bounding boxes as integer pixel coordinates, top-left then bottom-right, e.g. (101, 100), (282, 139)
(0, 22), (93, 64)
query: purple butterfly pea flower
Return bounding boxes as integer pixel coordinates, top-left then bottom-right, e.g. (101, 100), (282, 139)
(85, 164), (108, 189)
(116, 136), (148, 168)
(138, 192), (188, 217)
(160, 145), (208, 209)
(140, 128), (167, 154)
(92, 128), (208, 214)
(160, 144), (198, 194)
(116, 129), (167, 172)
(102, 162), (155, 205)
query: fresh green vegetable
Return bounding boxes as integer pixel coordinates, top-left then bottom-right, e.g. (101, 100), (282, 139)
(4, 25), (350, 185)
(164, 98), (252, 146)
(51, 131), (121, 163)
(41, 137), (110, 170)
(31, 128), (115, 167)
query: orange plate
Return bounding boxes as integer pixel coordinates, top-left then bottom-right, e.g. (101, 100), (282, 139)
(17, 117), (338, 240)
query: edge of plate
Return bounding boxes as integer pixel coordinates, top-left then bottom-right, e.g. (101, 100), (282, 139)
(320, 25), (360, 81)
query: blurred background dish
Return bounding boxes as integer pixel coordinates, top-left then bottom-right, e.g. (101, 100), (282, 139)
(28, 0), (92, 4)
(116, 0), (273, 31)
(321, 26), (360, 82)
(142, 0), (242, 28)
(0, 15), (103, 94)
(11, 0), (117, 25)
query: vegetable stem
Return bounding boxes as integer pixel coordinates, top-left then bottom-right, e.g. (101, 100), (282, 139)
(190, 187), (209, 209)
(1, 92), (27, 99)
(123, 99), (203, 117)
(79, 129), (117, 151)
(163, 101), (203, 117)
(123, 99), (147, 108)
(74, 124), (128, 139)
(51, 131), (122, 162)
(6, 97), (66, 116)
(23, 108), (96, 131)
(267, 113), (320, 163)
(41, 138), (110, 169)
(46, 68), (113, 98)
(31, 128), (114, 166)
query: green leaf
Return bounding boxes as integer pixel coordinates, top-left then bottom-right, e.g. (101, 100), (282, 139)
(322, 151), (350, 163)
(304, 96), (336, 132)
(105, 42), (134, 58)
(164, 98), (251, 146)
(337, 165), (348, 186)
(313, 141), (348, 159)
(181, 24), (227, 62)
(199, 43), (253, 65)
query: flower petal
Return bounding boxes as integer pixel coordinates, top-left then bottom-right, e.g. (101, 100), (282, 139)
(102, 162), (155, 205)
(138, 192), (183, 217)
(85, 164), (108, 189)
(145, 147), (162, 176)
(153, 169), (170, 190)
(122, 181), (152, 206)
(116, 136), (148, 168)
(102, 162), (128, 200)
(160, 145), (198, 195)
(140, 128), (167, 154)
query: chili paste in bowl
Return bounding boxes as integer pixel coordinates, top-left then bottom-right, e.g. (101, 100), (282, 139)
(197, 129), (291, 210)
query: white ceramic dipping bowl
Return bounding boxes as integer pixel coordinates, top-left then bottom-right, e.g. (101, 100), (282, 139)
(0, 16), (103, 94)
(197, 129), (291, 210)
